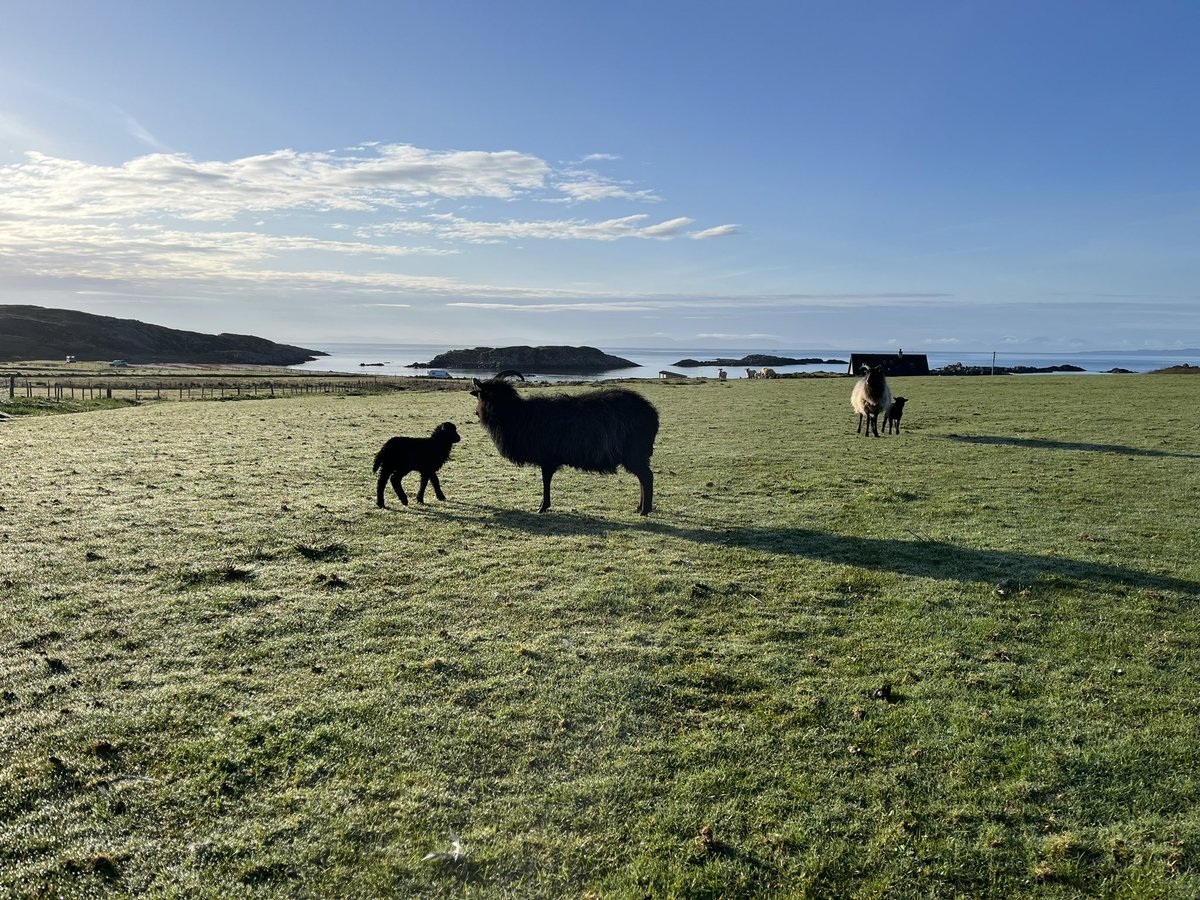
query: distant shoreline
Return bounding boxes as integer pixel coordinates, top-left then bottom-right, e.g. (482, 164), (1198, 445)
(286, 343), (1200, 381)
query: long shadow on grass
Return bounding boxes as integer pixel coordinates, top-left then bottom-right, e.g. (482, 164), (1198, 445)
(433, 503), (1199, 596)
(943, 434), (1200, 459)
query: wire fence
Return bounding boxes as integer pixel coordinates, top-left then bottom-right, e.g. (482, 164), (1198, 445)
(3, 376), (396, 403)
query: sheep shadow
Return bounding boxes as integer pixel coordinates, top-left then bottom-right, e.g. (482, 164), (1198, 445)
(942, 434), (1200, 460)
(431, 503), (1199, 598)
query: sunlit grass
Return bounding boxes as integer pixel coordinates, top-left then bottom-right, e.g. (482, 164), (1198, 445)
(1, 375), (1197, 897)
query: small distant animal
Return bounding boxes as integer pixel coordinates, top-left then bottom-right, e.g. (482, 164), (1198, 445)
(759, 367), (777, 379)
(470, 371), (659, 514)
(746, 368), (756, 379)
(883, 397), (907, 434)
(718, 369), (727, 381)
(373, 422), (461, 508)
(851, 365), (893, 437)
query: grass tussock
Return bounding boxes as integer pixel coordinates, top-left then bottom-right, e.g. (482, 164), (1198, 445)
(1, 375), (1198, 897)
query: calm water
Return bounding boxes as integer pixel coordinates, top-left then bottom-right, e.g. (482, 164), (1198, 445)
(290, 343), (1200, 381)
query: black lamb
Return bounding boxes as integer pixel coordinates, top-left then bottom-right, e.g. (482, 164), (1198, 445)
(470, 372), (659, 515)
(373, 422), (461, 508)
(883, 396), (907, 434)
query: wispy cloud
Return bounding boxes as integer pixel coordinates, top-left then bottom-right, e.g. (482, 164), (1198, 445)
(690, 224), (739, 239)
(446, 292), (955, 313)
(553, 176), (659, 203)
(0, 145), (560, 222)
(0, 142), (739, 299)
(696, 332), (777, 340)
(447, 301), (658, 312)
(116, 107), (170, 152)
(365, 213), (704, 243)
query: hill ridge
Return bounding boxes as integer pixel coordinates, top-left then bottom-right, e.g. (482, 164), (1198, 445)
(0, 305), (326, 365)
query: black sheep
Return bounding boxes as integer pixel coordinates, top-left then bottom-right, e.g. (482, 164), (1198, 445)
(470, 372), (659, 515)
(883, 396), (907, 434)
(373, 422), (461, 508)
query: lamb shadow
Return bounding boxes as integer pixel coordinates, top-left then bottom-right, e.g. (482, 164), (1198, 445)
(430, 503), (1199, 597)
(942, 434), (1200, 460)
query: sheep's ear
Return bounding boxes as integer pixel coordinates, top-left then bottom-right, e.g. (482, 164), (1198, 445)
(471, 378), (483, 392)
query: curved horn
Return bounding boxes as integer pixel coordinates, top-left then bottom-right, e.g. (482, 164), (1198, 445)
(493, 370), (526, 381)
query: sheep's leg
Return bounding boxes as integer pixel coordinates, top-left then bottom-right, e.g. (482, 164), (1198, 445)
(429, 472), (446, 502)
(376, 470), (390, 508)
(627, 461), (654, 515)
(857, 413), (864, 434)
(539, 465), (557, 513)
(390, 472), (408, 506)
(869, 413), (880, 437)
(415, 473), (430, 504)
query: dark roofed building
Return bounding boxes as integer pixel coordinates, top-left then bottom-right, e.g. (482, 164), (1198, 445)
(847, 353), (930, 376)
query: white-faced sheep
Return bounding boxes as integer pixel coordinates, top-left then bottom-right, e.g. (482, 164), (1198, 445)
(470, 372), (659, 515)
(883, 396), (907, 434)
(851, 365), (893, 437)
(373, 422), (461, 507)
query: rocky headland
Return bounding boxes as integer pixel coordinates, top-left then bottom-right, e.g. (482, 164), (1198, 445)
(0, 305), (326, 366)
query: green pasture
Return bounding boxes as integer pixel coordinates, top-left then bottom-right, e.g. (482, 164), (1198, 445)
(1, 375), (1197, 897)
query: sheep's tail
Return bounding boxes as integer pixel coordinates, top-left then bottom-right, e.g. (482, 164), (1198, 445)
(372, 446), (386, 473)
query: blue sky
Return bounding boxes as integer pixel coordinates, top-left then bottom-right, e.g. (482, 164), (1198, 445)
(0, 1), (1197, 351)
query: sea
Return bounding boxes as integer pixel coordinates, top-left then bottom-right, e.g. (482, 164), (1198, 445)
(288, 344), (1200, 382)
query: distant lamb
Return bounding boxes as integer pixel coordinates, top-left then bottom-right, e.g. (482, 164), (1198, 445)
(851, 365), (893, 437)
(373, 422), (461, 508)
(883, 396), (907, 434)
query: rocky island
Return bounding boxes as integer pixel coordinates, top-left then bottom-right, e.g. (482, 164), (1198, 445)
(674, 354), (846, 367)
(409, 345), (638, 374)
(933, 362), (1087, 375)
(0, 305), (326, 366)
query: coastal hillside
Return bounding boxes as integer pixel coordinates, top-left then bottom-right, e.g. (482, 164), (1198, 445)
(411, 345), (637, 373)
(0, 305), (326, 365)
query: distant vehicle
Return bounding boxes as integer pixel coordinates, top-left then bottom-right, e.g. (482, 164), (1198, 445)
(65, 355), (76, 363)
(427, 369), (451, 379)
(110, 359), (130, 367)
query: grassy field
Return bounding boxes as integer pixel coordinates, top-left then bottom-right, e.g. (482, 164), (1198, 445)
(1, 374), (1197, 898)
